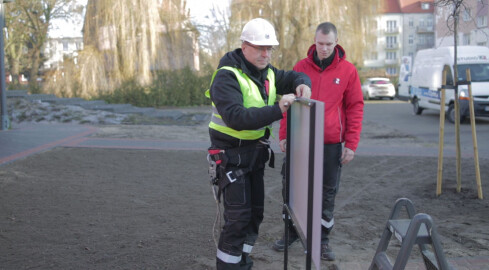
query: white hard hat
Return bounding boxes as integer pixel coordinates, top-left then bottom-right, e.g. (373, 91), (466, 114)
(240, 18), (279, 46)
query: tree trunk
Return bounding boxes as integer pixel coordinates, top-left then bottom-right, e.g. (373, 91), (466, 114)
(7, 55), (20, 85)
(29, 48), (41, 92)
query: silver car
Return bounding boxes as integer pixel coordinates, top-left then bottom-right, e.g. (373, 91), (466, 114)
(361, 77), (396, 100)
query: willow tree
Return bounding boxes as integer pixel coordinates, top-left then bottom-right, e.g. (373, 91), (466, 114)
(73, 0), (196, 98)
(225, 0), (379, 70)
(80, 0), (162, 97)
(193, 4), (231, 71)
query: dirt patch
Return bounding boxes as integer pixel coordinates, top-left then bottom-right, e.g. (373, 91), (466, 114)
(0, 123), (488, 269)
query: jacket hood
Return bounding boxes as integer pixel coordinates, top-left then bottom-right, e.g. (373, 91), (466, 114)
(217, 49), (243, 69)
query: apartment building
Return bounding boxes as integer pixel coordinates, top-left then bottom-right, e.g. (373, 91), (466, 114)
(435, 0), (489, 47)
(43, 37), (84, 70)
(364, 0), (435, 77)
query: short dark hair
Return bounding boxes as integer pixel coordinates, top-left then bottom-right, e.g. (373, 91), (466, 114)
(316, 22), (337, 38)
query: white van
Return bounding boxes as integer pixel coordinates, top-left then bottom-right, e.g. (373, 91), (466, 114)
(409, 46), (489, 123)
(397, 56), (412, 100)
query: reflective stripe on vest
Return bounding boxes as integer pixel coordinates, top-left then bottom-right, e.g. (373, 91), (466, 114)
(205, 66), (277, 140)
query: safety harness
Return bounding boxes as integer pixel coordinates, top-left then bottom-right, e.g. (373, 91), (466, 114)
(207, 139), (274, 203)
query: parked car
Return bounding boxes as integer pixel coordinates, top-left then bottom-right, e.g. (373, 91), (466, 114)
(361, 77), (396, 100)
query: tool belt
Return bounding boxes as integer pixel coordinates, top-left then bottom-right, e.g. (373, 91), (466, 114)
(207, 139), (274, 202)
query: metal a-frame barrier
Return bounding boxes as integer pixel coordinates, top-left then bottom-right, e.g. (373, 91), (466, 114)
(369, 198), (454, 270)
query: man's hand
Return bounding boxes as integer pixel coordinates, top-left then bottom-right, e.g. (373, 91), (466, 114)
(341, 147), (355, 165)
(295, 84), (311, 99)
(279, 139), (287, 152)
(279, 94), (296, 113)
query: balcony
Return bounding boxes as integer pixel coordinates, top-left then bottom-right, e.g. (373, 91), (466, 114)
(384, 27), (399, 34)
(416, 26), (434, 33)
(416, 43), (435, 51)
(385, 43), (399, 50)
(384, 59), (399, 66)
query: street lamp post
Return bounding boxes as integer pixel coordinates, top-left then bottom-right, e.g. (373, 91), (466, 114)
(0, 0), (13, 130)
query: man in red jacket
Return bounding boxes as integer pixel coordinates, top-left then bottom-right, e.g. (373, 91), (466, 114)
(272, 22), (364, 261)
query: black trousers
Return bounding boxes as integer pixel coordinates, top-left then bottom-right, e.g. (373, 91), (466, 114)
(281, 143), (342, 245)
(320, 143), (342, 244)
(216, 146), (269, 270)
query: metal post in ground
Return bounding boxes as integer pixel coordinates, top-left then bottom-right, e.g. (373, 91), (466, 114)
(0, 1), (14, 130)
(466, 69), (483, 199)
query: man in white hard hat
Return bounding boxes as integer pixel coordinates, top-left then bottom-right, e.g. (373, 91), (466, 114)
(205, 18), (311, 269)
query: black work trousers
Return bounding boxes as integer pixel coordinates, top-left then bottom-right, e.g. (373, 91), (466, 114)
(216, 146), (269, 270)
(281, 143), (342, 245)
(320, 143), (342, 244)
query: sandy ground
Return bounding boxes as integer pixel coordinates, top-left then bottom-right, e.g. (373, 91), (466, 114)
(1, 119), (488, 269)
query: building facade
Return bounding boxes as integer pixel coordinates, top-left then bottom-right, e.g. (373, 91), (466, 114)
(435, 0), (489, 47)
(43, 37), (84, 70)
(363, 0), (435, 77)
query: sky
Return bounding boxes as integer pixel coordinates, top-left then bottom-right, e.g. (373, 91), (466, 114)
(48, 0), (88, 38)
(49, 0), (230, 38)
(186, 0), (230, 25)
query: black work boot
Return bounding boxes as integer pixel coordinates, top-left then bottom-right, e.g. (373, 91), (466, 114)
(321, 243), (336, 261)
(239, 252), (253, 270)
(272, 230), (299, 252)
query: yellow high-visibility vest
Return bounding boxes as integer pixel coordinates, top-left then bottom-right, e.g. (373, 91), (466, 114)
(205, 66), (277, 140)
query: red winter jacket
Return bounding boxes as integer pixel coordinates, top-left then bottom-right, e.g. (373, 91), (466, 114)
(279, 44), (364, 151)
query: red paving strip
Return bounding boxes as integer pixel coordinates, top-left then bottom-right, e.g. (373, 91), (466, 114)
(0, 126), (98, 165)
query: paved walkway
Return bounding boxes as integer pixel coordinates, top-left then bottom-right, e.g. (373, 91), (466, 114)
(0, 123), (210, 166)
(1, 123), (488, 269)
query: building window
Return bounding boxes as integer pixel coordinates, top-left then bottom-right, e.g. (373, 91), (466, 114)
(63, 41), (69, 51)
(463, 33), (471, 45)
(408, 34), (414, 44)
(463, 8), (471, 21)
(418, 35), (426, 45)
(386, 67), (397, 75)
(386, 51), (397, 59)
(386, 36), (397, 48)
(409, 17), (414, 27)
(477, 16), (488, 27)
(371, 52), (378, 60)
(477, 41), (487, 46)
(421, 2), (430, 10)
(386, 20), (397, 32)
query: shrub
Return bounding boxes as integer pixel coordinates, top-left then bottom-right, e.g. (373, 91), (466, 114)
(99, 67), (212, 107)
